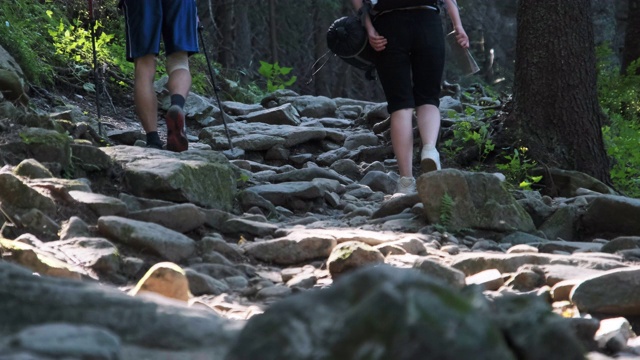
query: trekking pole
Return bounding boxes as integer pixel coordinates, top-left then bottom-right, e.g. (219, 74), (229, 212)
(197, 20), (234, 151)
(88, 0), (103, 136)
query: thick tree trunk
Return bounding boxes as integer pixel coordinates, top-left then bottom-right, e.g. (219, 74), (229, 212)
(621, 0), (640, 74)
(511, 0), (610, 183)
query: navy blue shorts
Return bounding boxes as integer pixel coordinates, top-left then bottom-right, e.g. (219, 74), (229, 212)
(122, 0), (199, 62)
(373, 9), (445, 113)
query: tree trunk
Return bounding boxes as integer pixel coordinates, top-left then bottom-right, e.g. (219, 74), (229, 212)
(621, 0), (640, 74)
(196, 0), (218, 61)
(235, 0), (252, 71)
(312, 0), (330, 96)
(511, 0), (610, 183)
(216, 0), (235, 68)
(269, 0), (278, 63)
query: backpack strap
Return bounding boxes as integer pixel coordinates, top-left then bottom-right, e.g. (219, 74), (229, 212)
(368, 0), (440, 20)
(358, 1), (372, 26)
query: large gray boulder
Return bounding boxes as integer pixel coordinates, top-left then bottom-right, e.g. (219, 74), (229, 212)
(417, 169), (535, 232)
(0, 44), (28, 104)
(2, 127), (73, 174)
(571, 267), (640, 316)
(226, 265), (585, 360)
(0, 261), (239, 353)
(101, 146), (236, 211)
(0, 172), (57, 216)
(581, 195), (640, 237)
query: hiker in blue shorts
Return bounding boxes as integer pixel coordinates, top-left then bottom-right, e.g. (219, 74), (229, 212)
(120, 0), (199, 152)
(352, 0), (469, 195)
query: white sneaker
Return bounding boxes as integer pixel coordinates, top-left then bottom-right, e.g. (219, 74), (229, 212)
(394, 176), (416, 196)
(421, 145), (441, 173)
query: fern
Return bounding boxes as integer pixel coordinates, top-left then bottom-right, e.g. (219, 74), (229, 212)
(439, 192), (454, 228)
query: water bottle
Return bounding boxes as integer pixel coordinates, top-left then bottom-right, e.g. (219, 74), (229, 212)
(446, 31), (480, 76)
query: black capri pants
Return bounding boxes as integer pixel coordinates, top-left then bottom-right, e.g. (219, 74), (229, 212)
(373, 8), (445, 114)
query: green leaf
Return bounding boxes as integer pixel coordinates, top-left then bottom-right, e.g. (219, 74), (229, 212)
(519, 181), (532, 190)
(83, 82), (96, 93)
(283, 75), (297, 87)
(280, 66), (293, 75)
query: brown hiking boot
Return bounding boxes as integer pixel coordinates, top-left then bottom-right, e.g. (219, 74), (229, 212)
(166, 105), (188, 152)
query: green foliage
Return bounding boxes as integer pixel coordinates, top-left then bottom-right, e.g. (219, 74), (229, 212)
(187, 54), (211, 95)
(597, 45), (640, 119)
(41, 4), (137, 99)
(597, 45), (640, 197)
(496, 147), (542, 190)
(0, 1), (61, 84)
(433, 193), (474, 234)
(439, 192), (454, 228)
(602, 118), (640, 197)
(258, 61), (297, 92)
(238, 173), (251, 183)
(0, 0), (133, 90)
(48, 17), (110, 65)
(236, 82), (267, 103)
(47, 13), (132, 83)
(442, 120), (495, 164)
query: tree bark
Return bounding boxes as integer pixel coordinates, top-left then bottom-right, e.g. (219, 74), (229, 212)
(216, 0), (235, 68)
(511, 0), (610, 183)
(196, 0), (218, 61)
(312, 0), (330, 96)
(235, 0), (252, 71)
(621, 0), (640, 74)
(269, 0), (278, 63)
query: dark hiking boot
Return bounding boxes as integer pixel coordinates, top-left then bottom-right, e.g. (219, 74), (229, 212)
(146, 142), (164, 150)
(166, 105), (188, 152)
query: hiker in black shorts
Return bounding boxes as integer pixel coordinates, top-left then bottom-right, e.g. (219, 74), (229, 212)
(120, 0), (199, 152)
(352, 0), (469, 195)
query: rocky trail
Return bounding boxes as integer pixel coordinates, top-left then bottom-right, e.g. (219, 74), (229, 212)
(1, 50), (640, 359)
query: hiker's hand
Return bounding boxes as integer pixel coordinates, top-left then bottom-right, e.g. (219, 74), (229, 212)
(368, 31), (387, 52)
(454, 26), (469, 49)
(364, 17), (386, 51)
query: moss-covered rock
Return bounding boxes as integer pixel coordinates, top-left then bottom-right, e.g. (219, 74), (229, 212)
(417, 169), (535, 232)
(101, 146), (236, 211)
(18, 127), (72, 172)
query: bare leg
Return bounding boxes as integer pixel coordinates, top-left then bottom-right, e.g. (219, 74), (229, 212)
(164, 52), (191, 152)
(133, 54), (158, 132)
(416, 104), (440, 147)
(167, 69), (191, 98)
(417, 104), (442, 172)
(390, 108), (415, 177)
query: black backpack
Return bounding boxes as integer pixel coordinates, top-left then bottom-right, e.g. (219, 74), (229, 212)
(326, 15), (377, 80)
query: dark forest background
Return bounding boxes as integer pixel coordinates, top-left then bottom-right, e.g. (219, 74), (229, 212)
(195, 0), (630, 101)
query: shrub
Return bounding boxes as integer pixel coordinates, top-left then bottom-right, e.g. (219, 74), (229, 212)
(597, 45), (640, 198)
(0, 2), (60, 85)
